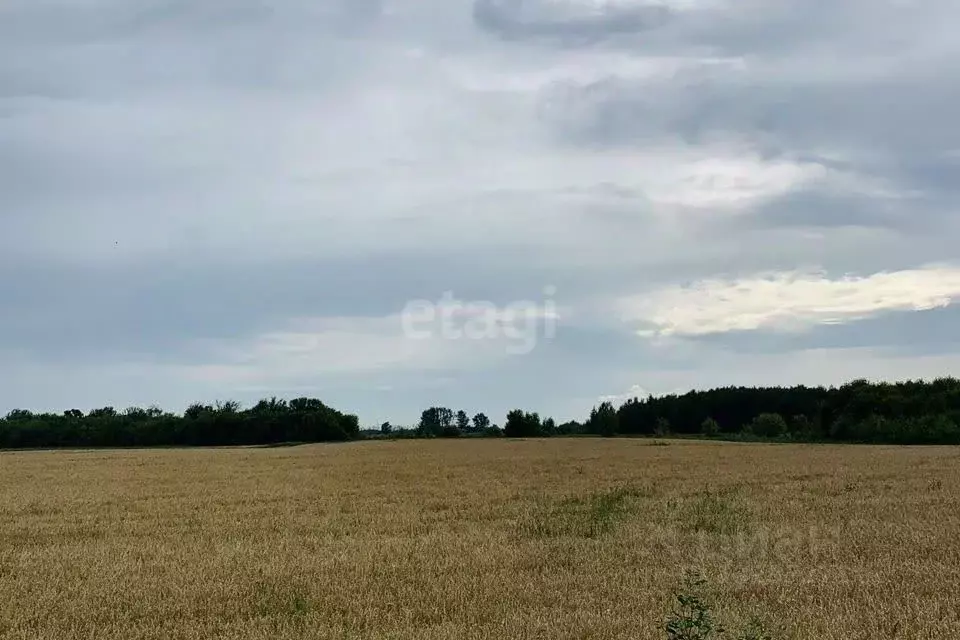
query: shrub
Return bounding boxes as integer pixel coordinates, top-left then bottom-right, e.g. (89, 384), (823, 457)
(748, 414), (788, 439)
(665, 571), (721, 640)
(663, 573), (783, 640)
(701, 417), (720, 437)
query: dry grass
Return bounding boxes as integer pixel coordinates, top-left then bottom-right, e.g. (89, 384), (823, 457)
(2, 438), (960, 639)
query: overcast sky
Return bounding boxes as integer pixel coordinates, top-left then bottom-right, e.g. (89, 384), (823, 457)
(3, 0), (960, 425)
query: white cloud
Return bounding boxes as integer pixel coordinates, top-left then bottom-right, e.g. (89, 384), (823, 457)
(620, 265), (960, 337)
(599, 383), (653, 404)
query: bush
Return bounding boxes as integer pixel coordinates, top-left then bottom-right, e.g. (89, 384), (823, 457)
(664, 572), (783, 640)
(665, 571), (721, 640)
(701, 417), (720, 437)
(748, 413), (788, 439)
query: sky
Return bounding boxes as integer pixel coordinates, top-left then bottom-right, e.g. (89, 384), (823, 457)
(3, 0), (960, 426)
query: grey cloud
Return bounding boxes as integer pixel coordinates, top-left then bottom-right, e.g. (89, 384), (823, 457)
(538, 64), (960, 155)
(685, 306), (960, 358)
(472, 0), (669, 44)
(0, 247), (597, 364)
(737, 188), (931, 233)
(530, 3), (960, 247)
(4, 0), (960, 421)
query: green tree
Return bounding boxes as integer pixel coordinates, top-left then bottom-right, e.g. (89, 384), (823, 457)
(472, 412), (490, 432)
(504, 410), (542, 437)
(749, 413), (788, 438)
(215, 400), (241, 414)
(588, 402), (618, 437)
(542, 417), (557, 435)
(557, 420), (583, 435)
(701, 417), (719, 437)
(89, 407), (117, 419)
(418, 407), (453, 437)
(655, 417), (671, 437)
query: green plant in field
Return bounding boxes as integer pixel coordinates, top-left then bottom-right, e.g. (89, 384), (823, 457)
(664, 572), (782, 640)
(665, 571), (722, 640)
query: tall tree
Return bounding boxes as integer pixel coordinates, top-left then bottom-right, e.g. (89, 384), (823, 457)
(542, 417), (557, 435)
(588, 402), (618, 437)
(473, 412), (491, 432)
(505, 410), (542, 437)
(418, 407), (454, 437)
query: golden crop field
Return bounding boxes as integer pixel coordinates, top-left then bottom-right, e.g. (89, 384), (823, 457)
(2, 439), (959, 639)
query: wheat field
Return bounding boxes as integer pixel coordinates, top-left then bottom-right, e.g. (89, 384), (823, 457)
(1, 439), (959, 639)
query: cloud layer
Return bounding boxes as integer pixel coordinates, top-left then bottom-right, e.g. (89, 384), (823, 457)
(3, 0), (960, 424)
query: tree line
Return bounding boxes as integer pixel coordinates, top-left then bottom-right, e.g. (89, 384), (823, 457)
(0, 398), (359, 449)
(393, 378), (960, 444)
(608, 377), (960, 444)
(4, 378), (960, 449)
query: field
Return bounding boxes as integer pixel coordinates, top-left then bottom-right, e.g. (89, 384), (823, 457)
(2, 439), (959, 639)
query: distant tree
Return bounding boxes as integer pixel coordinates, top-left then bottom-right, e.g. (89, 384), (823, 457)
(504, 410), (542, 438)
(380, 421), (393, 435)
(11, 378), (960, 450)
(456, 410), (471, 433)
(701, 417), (720, 437)
(185, 404), (213, 420)
(252, 397), (288, 414)
(542, 417), (557, 436)
(215, 400), (241, 414)
(418, 407), (454, 437)
(418, 408), (439, 437)
(290, 397), (330, 413)
(788, 414), (815, 439)
(472, 412), (491, 432)
(124, 407), (149, 421)
(655, 417), (671, 437)
(557, 420), (583, 435)
(749, 413), (788, 438)
(441, 424), (462, 438)
(0, 396), (359, 449)
(588, 402), (619, 437)
(438, 408), (454, 429)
